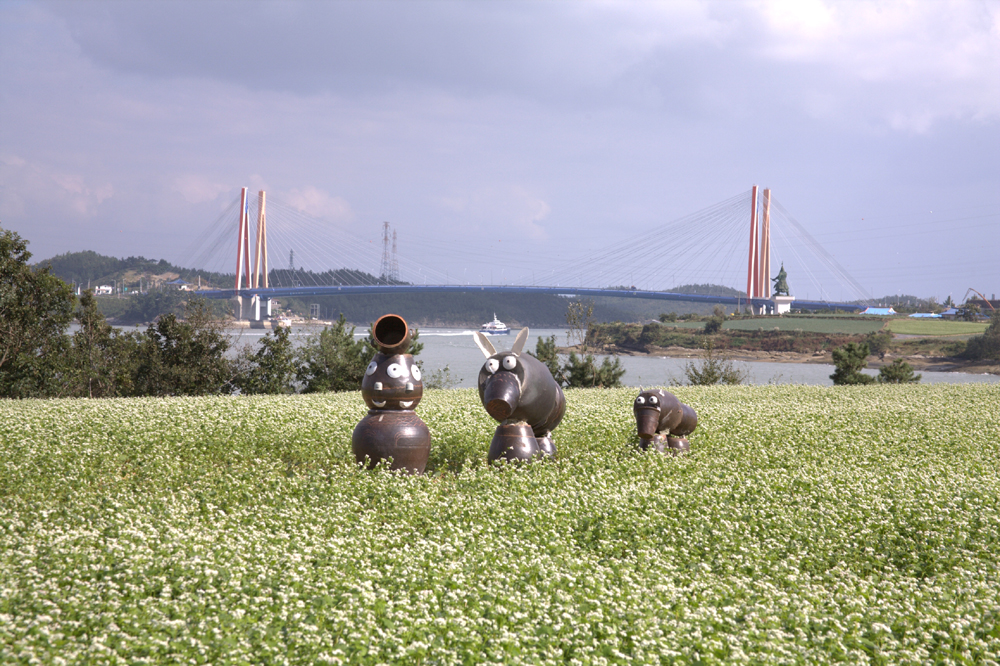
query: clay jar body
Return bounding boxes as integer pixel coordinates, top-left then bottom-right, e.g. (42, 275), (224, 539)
(633, 389), (698, 456)
(351, 314), (431, 474)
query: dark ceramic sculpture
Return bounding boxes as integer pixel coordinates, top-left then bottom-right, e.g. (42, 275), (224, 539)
(351, 314), (431, 474)
(633, 388), (698, 455)
(475, 328), (565, 463)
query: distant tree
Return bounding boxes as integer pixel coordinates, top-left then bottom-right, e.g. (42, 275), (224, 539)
(424, 364), (459, 389)
(528, 334), (564, 383)
(295, 315), (374, 393)
(677, 340), (748, 386)
(562, 352), (626, 388)
(659, 312), (678, 323)
(116, 290), (186, 324)
(830, 342), (875, 385)
(865, 330), (893, 360)
(961, 304), (981, 322)
(566, 300), (595, 349)
(67, 290), (142, 398)
(233, 325), (297, 395)
(134, 299), (234, 396)
(877, 359), (921, 384)
(0, 227), (75, 398)
(963, 308), (1000, 362)
(703, 304), (726, 334)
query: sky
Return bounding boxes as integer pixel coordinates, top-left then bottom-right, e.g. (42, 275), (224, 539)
(1, 0), (998, 303)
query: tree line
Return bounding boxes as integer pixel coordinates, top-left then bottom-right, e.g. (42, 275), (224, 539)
(2, 227), (410, 398)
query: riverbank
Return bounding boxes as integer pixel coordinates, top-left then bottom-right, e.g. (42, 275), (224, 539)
(566, 342), (999, 376)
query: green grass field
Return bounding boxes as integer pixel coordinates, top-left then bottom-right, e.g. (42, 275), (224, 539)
(886, 318), (990, 336)
(668, 317), (885, 334)
(3, 386), (999, 664)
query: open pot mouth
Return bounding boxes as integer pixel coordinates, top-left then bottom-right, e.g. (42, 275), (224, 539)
(372, 314), (411, 354)
(483, 373), (520, 422)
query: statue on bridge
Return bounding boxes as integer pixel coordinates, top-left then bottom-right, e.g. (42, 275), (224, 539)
(772, 263), (790, 296)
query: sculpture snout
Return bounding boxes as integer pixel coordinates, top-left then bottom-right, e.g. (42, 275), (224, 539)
(634, 407), (660, 440)
(483, 373), (520, 422)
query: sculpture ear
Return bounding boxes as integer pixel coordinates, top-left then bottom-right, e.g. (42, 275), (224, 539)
(511, 327), (529, 355)
(474, 331), (496, 357)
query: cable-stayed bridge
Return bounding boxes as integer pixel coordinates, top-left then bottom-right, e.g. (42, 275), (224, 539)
(191, 187), (870, 318)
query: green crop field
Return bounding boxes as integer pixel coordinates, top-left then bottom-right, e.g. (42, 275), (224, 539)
(3, 385), (999, 664)
(887, 318), (990, 336)
(668, 317), (885, 334)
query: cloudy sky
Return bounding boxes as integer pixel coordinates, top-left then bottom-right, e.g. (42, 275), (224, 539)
(1, 0), (997, 302)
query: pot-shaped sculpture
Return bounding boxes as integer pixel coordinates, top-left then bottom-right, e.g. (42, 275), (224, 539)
(475, 328), (565, 463)
(351, 314), (431, 474)
(633, 389), (697, 455)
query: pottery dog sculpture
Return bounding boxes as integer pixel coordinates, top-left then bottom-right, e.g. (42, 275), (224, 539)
(351, 314), (431, 474)
(633, 388), (698, 454)
(475, 328), (565, 463)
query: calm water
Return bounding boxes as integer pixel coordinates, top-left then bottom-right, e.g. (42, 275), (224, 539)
(230, 326), (999, 388)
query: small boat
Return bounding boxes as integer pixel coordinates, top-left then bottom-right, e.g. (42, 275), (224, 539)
(480, 313), (510, 335)
(276, 317), (293, 328)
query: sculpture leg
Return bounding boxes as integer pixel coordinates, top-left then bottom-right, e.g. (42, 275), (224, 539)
(534, 432), (556, 459)
(488, 423), (539, 464)
(638, 433), (668, 453)
(666, 436), (690, 456)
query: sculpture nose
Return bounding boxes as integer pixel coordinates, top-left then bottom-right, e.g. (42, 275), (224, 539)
(634, 407), (660, 439)
(483, 373), (520, 421)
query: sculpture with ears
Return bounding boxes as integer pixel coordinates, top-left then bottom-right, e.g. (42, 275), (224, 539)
(633, 388), (698, 455)
(351, 314), (431, 474)
(475, 328), (566, 463)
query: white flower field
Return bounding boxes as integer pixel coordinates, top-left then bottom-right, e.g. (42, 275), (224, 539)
(1, 385), (999, 664)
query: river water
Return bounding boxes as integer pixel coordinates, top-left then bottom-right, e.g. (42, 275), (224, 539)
(230, 326), (999, 388)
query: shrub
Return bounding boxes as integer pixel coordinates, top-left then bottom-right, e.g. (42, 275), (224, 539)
(877, 359), (921, 384)
(830, 342), (875, 385)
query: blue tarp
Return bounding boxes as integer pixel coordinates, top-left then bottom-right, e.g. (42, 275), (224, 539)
(909, 312), (941, 318)
(860, 307), (897, 315)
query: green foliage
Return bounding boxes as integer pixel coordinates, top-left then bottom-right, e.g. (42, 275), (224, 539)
(963, 308), (1000, 362)
(831, 342), (875, 385)
(679, 340), (748, 385)
(114, 290), (187, 324)
(566, 300), (595, 349)
(295, 315), (374, 393)
(658, 311), (678, 323)
(530, 334), (625, 388)
(864, 329), (893, 359)
(233, 326), (297, 395)
(561, 352), (626, 388)
(528, 334), (564, 381)
(961, 303), (981, 321)
(133, 299), (234, 396)
(66, 291), (143, 398)
(702, 304), (726, 334)
(877, 359), (922, 384)
(3, 385), (1000, 663)
(424, 364), (459, 389)
(0, 227), (75, 398)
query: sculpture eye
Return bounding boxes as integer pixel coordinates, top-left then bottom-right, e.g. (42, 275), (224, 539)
(386, 363), (407, 379)
(486, 359), (499, 374)
(365, 361), (378, 376)
(410, 364), (421, 381)
(502, 356), (517, 370)
(649, 396), (659, 405)
(635, 396), (645, 405)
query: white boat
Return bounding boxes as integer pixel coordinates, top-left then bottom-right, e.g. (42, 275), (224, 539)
(479, 313), (510, 335)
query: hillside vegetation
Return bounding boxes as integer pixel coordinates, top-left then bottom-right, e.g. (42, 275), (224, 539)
(2, 385), (998, 663)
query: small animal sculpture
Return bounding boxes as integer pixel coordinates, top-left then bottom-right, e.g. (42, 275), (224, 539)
(633, 388), (698, 454)
(475, 328), (565, 463)
(351, 314), (431, 474)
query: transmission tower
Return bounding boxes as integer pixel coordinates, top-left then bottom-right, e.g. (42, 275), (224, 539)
(391, 230), (400, 282)
(289, 249), (295, 272)
(380, 221), (392, 281)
